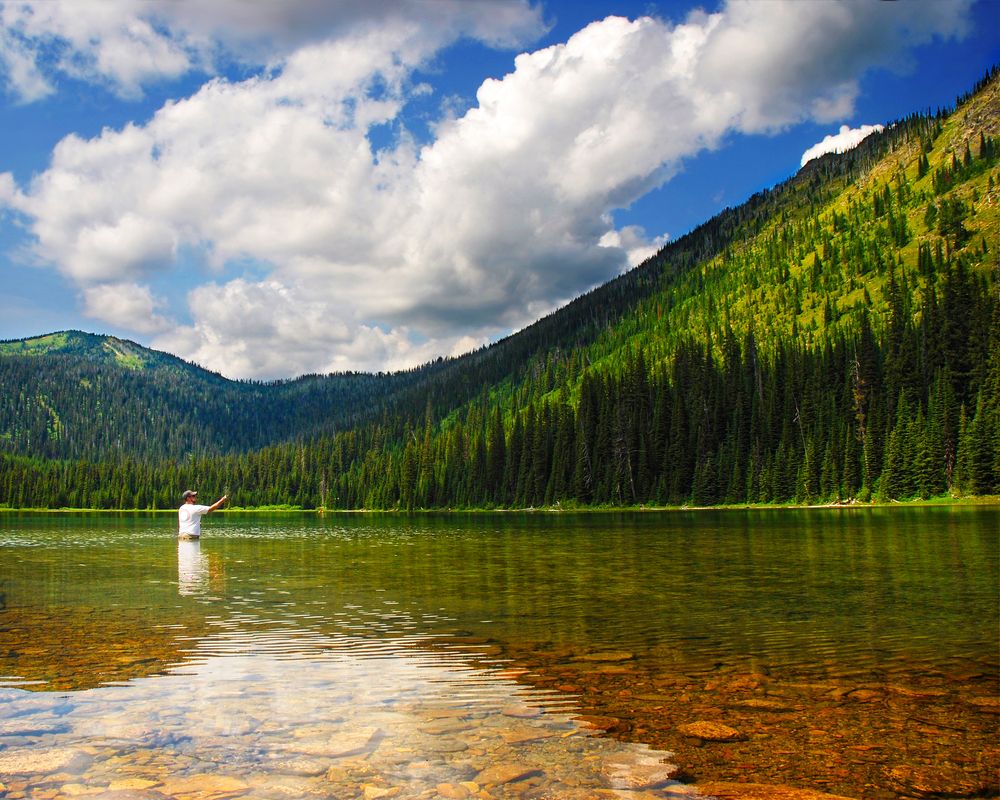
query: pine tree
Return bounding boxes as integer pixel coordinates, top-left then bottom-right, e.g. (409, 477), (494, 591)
(486, 407), (506, 504)
(963, 393), (997, 494)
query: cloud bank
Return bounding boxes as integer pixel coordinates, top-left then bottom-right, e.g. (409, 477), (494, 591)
(800, 123), (886, 167)
(0, 0), (545, 101)
(0, 0), (973, 378)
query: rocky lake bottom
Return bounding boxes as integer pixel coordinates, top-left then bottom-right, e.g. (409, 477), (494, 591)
(0, 617), (696, 800)
(1, 509), (997, 799)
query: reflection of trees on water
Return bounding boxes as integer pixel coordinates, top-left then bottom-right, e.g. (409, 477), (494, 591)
(222, 509), (997, 675)
(1, 509), (995, 698)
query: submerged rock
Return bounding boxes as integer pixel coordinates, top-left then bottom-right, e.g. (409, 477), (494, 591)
(474, 763), (541, 786)
(729, 698), (798, 712)
(58, 785), (104, 797)
(885, 764), (996, 798)
(499, 725), (558, 744)
(361, 784), (400, 799)
(436, 782), (473, 799)
(575, 715), (620, 731)
(0, 747), (85, 774)
(885, 685), (948, 699)
(696, 782), (857, 800)
(600, 754), (678, 789)
(501, 704), (541, 719)
(419, 718), (473, 736)
(576, 651), (635, 662)
(677, 721), (744, 742)
(967, 696), (1000, 714)
(108, 778), (160, 790)
(845, 688), (883, 703)
(159, 773), (249, 797)
(267, 757), (329, 776)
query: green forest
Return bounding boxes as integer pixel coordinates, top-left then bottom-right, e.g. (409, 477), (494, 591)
(1, 69), (998, 510)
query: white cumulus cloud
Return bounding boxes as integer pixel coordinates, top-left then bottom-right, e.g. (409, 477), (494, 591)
(0, 0), (974, 378)
(695, 0), (971, 133)
(0, 0), (545, 101)
(81, 282), (173, 335)
(800, 123), (886, 166)
(153, 279), (453, 377)
(600, 226), (671, 271)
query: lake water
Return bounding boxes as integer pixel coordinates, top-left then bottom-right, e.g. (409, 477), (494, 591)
(0, 508), (997, 799)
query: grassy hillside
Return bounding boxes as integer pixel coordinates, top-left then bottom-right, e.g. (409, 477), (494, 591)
(573, 70), (998, 379)
(0, 330), (197, 372)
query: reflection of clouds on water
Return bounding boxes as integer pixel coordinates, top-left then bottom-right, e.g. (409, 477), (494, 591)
(177, 539), (208, 596)
(0, 623), (681, 796)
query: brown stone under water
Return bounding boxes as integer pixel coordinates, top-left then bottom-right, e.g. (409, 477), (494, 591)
(475, 639), (1000, 800)
(0, 604), (210, 691)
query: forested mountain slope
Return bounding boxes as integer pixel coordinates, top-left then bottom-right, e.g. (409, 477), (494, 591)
(0, 331), (431, 460)
(2, 69), (998, 509)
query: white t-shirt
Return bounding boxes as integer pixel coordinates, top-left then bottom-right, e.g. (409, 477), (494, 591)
(178, 503), (211, 538)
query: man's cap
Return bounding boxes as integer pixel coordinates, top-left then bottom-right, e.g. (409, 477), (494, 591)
(182, 489), (198, 500)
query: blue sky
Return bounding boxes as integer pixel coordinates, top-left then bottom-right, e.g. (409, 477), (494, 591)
(0, 0), (996, 379)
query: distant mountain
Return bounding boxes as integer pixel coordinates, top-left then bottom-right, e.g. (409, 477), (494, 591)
(0, 330), (191, 371)
(0, 330), (411, 460)
(1, 68), (997, 508)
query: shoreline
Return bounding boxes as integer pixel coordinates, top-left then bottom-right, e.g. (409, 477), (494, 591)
(1, 495), (998, 513)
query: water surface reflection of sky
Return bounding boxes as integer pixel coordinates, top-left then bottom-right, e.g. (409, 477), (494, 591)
(0, 608), (685, 797)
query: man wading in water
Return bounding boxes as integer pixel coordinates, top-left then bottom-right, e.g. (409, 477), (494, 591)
(178, 489), (227, 539)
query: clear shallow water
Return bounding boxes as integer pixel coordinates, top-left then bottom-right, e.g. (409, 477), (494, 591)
(0, 508), (997, 799)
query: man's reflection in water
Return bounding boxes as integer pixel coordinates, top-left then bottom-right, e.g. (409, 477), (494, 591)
(177, 539), (226, 597)
(177, 538), (209, 596)
(177, 539), (227, 597)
